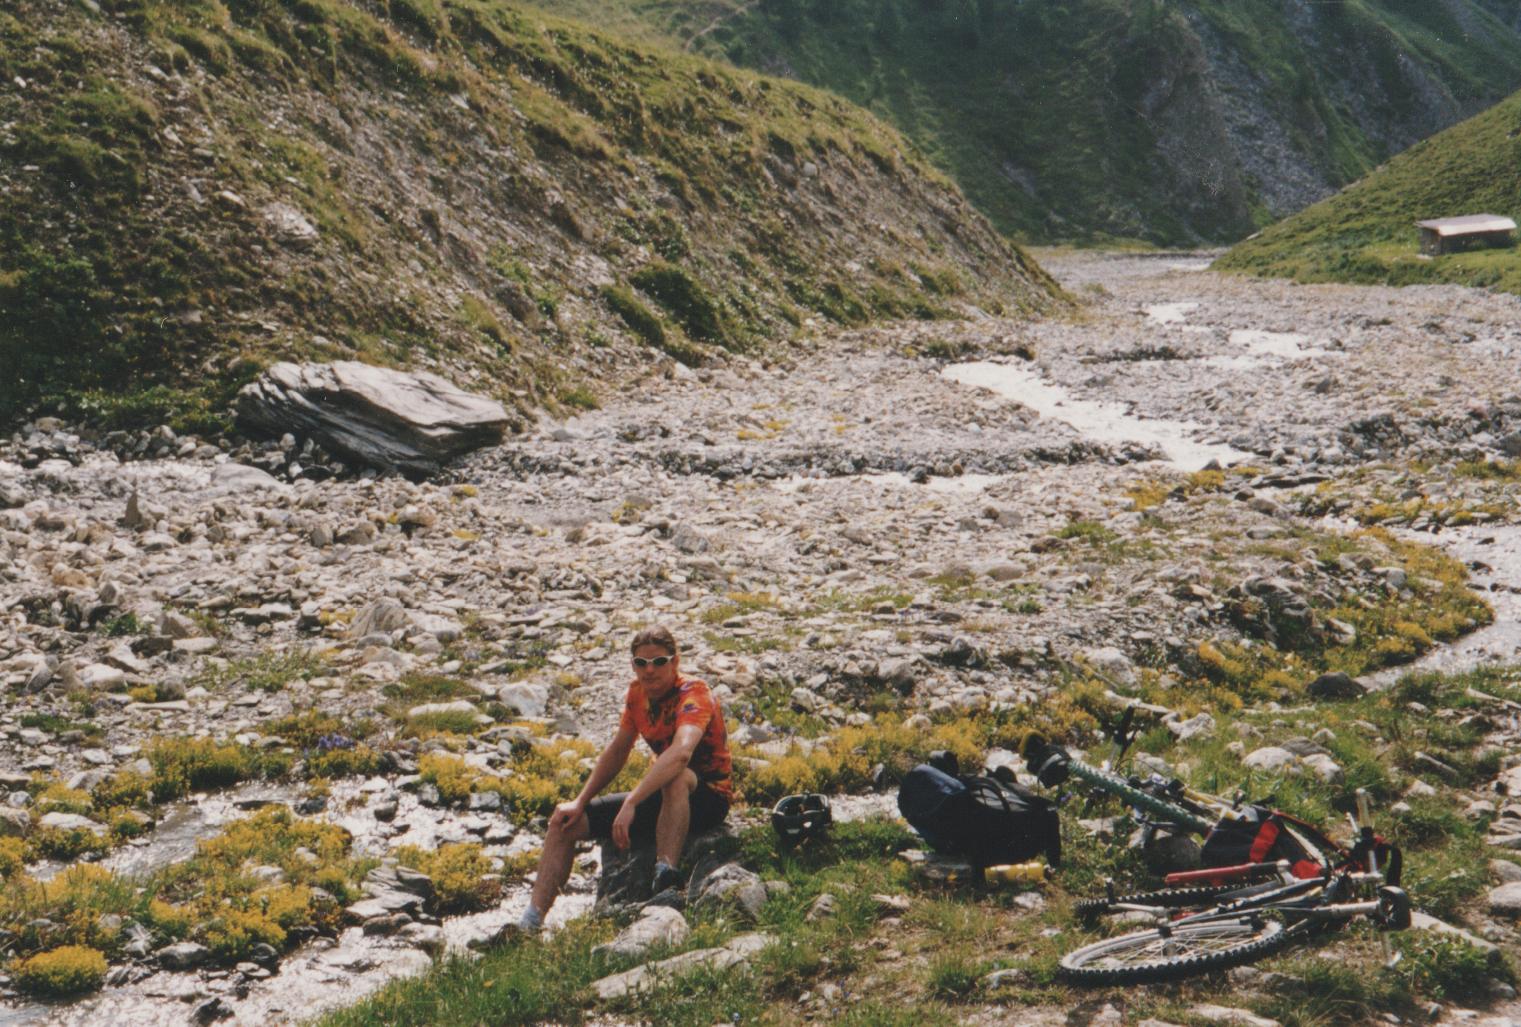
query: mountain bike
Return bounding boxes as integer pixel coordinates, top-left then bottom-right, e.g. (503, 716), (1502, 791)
(1056, 855), (1411, 984)
(1017, 734), (1410, 982)
(1019, 734), (1401, 891)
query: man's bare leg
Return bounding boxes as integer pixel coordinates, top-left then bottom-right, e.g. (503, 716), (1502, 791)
(530, 809), (591, 918)
(654, 769), (698, 868)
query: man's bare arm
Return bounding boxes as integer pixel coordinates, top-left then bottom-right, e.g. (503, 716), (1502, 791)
(620, 722), (703, 807)
(573, 724), (639, 806)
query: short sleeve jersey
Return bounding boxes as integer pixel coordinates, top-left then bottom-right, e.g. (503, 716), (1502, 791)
(619, 676), (733, 802)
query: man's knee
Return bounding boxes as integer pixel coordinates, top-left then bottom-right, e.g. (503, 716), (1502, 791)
(661, 769), (697, 802)
(546, 812), (590, 847)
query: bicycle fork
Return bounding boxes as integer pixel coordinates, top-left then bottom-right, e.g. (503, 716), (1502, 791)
(1351, 788), (1401, 968)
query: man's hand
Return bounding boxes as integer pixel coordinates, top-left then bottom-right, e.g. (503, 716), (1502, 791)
(612, 799), (637, 851)
(548, 799), (585, 834)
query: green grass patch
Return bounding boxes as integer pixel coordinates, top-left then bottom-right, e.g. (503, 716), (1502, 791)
(145, 736), (292, 802)
(630, 260), (735, 347)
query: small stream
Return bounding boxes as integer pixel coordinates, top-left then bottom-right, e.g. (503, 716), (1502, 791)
(1366, 524), (1521, 689)
(942, 360), (1251, 471)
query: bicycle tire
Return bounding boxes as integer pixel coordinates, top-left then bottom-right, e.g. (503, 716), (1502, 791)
(1059, 918), (1291, 985)
(1074, 885), (1236, 919)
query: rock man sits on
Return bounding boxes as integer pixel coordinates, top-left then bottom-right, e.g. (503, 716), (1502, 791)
(508, 625), (732, 935)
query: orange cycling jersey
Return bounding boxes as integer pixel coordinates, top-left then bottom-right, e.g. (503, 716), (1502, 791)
(619, 676), (733, 802)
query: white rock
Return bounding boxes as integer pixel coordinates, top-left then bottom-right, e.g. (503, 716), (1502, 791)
(590, 932), (774, 1001)
(1168, 712), (1215, 742)
(1488, 881), (1521, 918)
(1300, 753), (1344, 785)
(351, 599), (409, 639)
(1188, 1005), (1281, 1027)
(1084, 646), (1136, 686)
(263, 202), (319, 247)
(694, 863), (768, 919)
(1241, 746), (1296, 773)
(497, 682), (550, 718)
(592, 905), (689, 959)
(39, 812), (108, 835)
(410, 611), (463, 642)
(78, 663), (126, 691)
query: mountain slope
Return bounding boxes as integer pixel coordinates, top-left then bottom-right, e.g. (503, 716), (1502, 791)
(0, 0), (1060, 433)
(531, 0), (1521, 245)
(1215, 88), (1521, 292)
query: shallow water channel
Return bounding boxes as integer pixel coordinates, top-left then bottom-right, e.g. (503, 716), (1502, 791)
(1365, 523), (1521, 689)
(941, 360), (1252, 471)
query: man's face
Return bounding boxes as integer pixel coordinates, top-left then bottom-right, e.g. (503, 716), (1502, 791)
(632, 643), (679, 697)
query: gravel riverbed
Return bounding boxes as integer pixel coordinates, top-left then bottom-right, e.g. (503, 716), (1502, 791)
(5, 250), (1521, 1024)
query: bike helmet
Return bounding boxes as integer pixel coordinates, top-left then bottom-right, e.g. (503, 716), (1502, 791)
(771, 793), (832, 848)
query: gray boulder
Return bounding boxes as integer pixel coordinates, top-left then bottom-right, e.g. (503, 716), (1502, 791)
(156, 941), (212, 970)
(497, 682), (551, 718)
(590, 932), (773, 1001)
(1306, 672), (1367, 700)
(592, 905), (689, 959)
(692, 863), (768, 919)
(1242, 746), (1296, 773)
(351, 599), (409, 639)
(39, 812), (108, 835)
(0, 808), (30, 836)
(1489, 882), (1521, 918)
(236, 361), (510, 476)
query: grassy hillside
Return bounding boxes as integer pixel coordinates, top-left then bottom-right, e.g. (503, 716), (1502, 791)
(531, 0), (1521, 245)
(1216, 89), (1521, 292)
(0, 0), (1060, 433)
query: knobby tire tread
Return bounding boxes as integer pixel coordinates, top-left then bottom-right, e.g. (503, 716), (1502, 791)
(1058, 919), (1294, 985)
(1074, 885), (1234, 919)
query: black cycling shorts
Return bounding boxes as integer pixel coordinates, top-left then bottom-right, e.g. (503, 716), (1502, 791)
(584, 784), (730, 843)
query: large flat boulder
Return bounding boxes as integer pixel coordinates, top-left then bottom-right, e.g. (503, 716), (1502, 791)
(236, 361), (509, 476)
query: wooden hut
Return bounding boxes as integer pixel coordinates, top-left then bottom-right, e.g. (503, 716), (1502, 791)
(1414, 214), (1517, 256)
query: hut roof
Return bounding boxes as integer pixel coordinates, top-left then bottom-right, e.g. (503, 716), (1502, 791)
(1414, 214), (1517, 236)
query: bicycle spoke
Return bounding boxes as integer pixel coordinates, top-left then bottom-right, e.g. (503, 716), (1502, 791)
(1060, 919), (1291, 983)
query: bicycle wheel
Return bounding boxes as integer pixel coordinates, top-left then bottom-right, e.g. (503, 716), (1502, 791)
(1074, 885), (1236, 919)
(1059, 918), (1291, 985)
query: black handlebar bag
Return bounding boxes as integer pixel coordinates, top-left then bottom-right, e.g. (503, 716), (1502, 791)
(898, 763), (1061, 868)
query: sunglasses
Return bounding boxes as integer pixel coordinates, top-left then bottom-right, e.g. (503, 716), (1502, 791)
(631, 655), (674, 669)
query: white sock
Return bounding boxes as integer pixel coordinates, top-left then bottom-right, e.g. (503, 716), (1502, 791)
(518, 905), (544, 930)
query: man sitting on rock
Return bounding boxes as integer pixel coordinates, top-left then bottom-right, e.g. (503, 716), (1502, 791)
(506, 625), (732, 936)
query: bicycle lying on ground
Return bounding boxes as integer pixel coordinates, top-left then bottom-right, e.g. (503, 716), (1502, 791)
(1017, 734), (1411, 983)
(1057, 856), (1411, 983)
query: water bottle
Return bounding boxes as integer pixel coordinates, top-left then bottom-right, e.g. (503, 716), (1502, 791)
(983, 860), (1052, 886)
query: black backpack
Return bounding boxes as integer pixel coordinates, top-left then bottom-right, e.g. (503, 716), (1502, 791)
(897, 760), (1061, 869)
